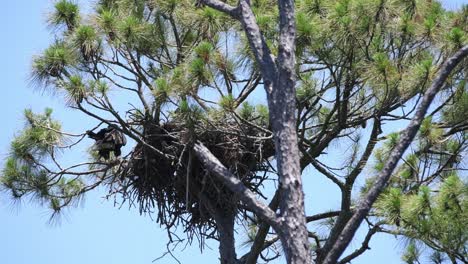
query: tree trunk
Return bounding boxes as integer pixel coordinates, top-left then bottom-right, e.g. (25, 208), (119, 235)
(270, 80), (311, 264)
(216, 210), (238, 264)
(200, 1), (312, 263)
(269, 0), (311, 262)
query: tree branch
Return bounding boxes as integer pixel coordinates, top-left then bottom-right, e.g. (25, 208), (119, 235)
(321, 45), (468, 264)
(192, 141), (280, 229)
(200, 0), (239, 17)
(306, 211), (340, 222)
(237, 0), (277, 92)
(337, 223), (381, 264)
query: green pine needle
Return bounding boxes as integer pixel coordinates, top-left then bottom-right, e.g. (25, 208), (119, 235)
(49, 0), (80, 30)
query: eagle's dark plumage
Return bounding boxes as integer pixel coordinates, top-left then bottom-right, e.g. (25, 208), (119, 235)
(87, 126), (126, 159)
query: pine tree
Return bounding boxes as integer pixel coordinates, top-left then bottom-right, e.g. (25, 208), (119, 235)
(2, 0), (467, 263)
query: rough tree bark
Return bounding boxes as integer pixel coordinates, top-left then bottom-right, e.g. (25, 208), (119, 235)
(197, 0), (311, 263)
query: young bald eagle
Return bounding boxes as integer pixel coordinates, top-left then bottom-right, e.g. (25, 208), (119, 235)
(87, 126), (126, 159)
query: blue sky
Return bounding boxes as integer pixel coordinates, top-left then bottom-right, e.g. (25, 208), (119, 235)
(0, 1), (465, 264)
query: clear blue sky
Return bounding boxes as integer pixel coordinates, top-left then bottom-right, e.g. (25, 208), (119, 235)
(0, 1), (465, 264)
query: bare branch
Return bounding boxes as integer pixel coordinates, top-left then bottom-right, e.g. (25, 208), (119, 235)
(306, 211), (340, 222)
(200, 0), (239, 17)
(338, 223), (381, 264)
(192, 141), (280, 229)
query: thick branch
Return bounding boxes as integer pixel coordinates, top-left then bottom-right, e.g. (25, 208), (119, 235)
(321, 45), (468, 264)
(200, 0), (239, 17)
(237, 0), (277, 92)
(192, 142), (280, 230)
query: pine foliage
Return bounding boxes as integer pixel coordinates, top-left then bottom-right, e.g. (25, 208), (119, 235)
(2, 0), (467, 262)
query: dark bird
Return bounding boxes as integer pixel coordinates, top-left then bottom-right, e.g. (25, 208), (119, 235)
(87, 125), (127, 159)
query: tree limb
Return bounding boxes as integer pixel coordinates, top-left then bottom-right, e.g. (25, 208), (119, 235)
(200, 0), (239, 17)
(337, 223), (381, 264)
(306, 211), (340, 222)
(192, 141), (280, 230)
(321, 45), (468, 264)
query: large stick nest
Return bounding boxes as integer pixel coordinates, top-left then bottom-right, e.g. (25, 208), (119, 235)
(117, 118), (275, 241)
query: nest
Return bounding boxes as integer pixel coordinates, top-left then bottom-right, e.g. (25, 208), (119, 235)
(118, 118), (275, 241)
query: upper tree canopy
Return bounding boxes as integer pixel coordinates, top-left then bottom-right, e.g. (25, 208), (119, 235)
(2, 0), (467, 263)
